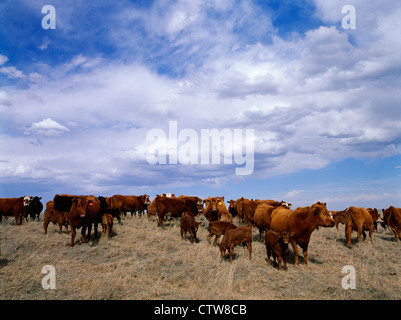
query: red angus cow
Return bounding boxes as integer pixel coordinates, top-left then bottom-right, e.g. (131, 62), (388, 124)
(207, 221), (237, 245)
(203, 197), (233, 224)
(344, 206), (374, 248)
(155, 196), (198, 227)
(269, 202), (335, 265)
(382, 206), (401, 242)
(43, 200), (69, 235)
(110, 194), (151, 218)
(265, 230), (295, 271)
(180, 212), (201, 243)
(0, 197), (29, 225)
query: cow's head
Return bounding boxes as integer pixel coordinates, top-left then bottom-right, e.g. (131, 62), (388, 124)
(72, 197), (92, 218)
(143, 194), (151, 205)
(312, 202), (335, 228)
(281, 201), (291, 209)
(23, 195), (31, 207)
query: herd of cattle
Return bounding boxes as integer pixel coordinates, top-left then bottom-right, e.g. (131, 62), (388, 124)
(0, 194), (400, 270)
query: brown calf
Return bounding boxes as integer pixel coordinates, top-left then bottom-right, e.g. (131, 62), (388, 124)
(344, 206), (374, 248)
(265, 230), (294, 271)
(102, 214), (114, 239)
(219, 226), (252, 263)
(180, 212), (201, 243)
(207, 221), (237, 245)
(43, 200), (69, 235)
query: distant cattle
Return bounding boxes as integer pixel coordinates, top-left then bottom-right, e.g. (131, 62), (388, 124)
(382, 206), (401, 242)
(102, 214), (114, 239)
(110, 194), (151, 218)
(203, 197), (233, 224)
(25, 196), (43, 221)
(219, 225), (252, 263)
(344, 206), (374, 248)
(207, 221), (237, 245)
(180, 212), (201, 243)
(269, 202), (335, 265)
(265, 230), (294, 271)
(43, 200), (69, 235)
(0, 197), (29, 225)
(331, 210), (347, 230)
(155, 196), (199, 227)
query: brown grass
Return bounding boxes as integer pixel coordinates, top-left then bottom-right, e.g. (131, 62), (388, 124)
(0, 215), (400, 300)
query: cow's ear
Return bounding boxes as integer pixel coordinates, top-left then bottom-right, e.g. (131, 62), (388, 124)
(313, 206), (320, 216)
(72, 198), (78, 203)
(39, 197), (42, 200)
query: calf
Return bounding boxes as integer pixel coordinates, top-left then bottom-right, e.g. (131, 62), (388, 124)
(265, 230), (294, 271)
(43, 200), (69, 235)
(218, 226), (252, 263)
(344, 206), (374, 248)
(102, 214), (114, 239)
(207, 221), (237, 245)
(180, 212), (201, 243)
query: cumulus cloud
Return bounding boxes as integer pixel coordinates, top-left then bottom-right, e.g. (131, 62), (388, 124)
(25, 118), (70, 137)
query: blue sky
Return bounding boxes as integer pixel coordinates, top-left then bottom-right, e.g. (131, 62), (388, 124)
(1, 0), (400, 210)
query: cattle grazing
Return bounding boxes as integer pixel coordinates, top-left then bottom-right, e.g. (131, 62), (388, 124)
(269, 202), (335, 265)
(0, 197), (28, 225)
(43, 200), (69, 235)
(265, 230), (295, 271)
(26, 196), (43, 221)
(382, 206), (401, 242)
(218, 226), (252, 263)
(207, 221), (237, 245)
(203, 197), (233, 224)
(180, 212), (201, 243)
(102, 214), (114, 239)
(344, 206), (374, 248)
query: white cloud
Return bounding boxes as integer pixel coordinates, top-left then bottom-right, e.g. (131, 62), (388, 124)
(25, 118), (70, 136)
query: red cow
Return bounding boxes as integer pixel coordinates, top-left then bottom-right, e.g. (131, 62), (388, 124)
(382, 206), (401, 242)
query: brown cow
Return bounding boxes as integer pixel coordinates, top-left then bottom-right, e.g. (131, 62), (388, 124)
(366, 208), (380, 231)
(240, 199), (291, 226)
(269, 202), (335, 265)
(180, 212), (201, 243)
(331, 210), (347, 230)
(344, 206), (374, 248)
(0, 197), (29, 225)
(253, 202), (292, 238)
(382, 206), (401, 242)
(219, 226), (252, 263)
(203, 197), (233, 224)
(43, 200), (69, 235)
(54, 194), (102, 246)
(155, 196), (199, 226)
(102, 214), (114, 239)
(265, 230), (295, 271)
(110, 194), (151, 218)
(207, 221), (237, 245)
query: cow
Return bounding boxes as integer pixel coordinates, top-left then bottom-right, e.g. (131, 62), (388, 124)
(239, 199), (291, 226)
(265, 230), (295, 271)
(155, 196), (199, 227)
(331, 210), (347, 230)
(0, 197), (29, 225)
(110, 194), (151, 218)
(207, 221), (237, 245)
(366, 208), (380, 231)
(102, 214), (114, 239)
(43, 200), (69, 235)
(218, 226), (252, 263)
(269, 202), (335, 265)
(26, 196), (43, 221)
(253, 202), (292, 239)
(382, 206), (401, 242)
(53, 194), (102, 246)
(180, 212), (201, 243)
(203, 197), (233, 224)
(344, 206), (374, 248)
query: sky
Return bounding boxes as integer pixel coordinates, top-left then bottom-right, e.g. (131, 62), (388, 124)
(0, 0), (400, 210)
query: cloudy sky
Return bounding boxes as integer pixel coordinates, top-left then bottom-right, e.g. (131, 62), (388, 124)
(1, 0), (400, 210)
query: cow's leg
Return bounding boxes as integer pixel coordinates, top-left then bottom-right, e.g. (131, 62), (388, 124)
(345, 224), (352, 248)
(290, 238), (299, 266)
(248, 242), (252, 260)
(70, 226), (76, 247)
(43, 218), (50, 235)
(81, 225), (87, 244)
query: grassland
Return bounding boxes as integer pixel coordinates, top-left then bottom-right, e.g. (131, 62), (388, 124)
(0, 214), (400, 300)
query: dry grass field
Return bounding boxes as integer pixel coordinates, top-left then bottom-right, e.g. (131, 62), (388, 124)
(0, 213), (400, 300)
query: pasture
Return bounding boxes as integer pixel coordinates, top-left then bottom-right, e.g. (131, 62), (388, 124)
(0, 214), (400, 300)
